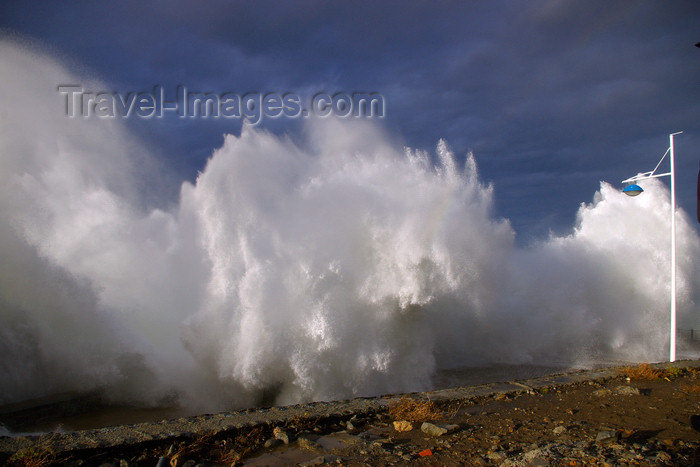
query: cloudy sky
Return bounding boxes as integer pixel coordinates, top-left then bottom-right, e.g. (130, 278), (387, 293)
(1, 0), (699, 241)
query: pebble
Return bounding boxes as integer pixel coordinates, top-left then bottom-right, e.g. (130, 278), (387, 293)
(273, 426), (289, 444)
(614, 385), (641, 396)
(393, 420), (413, 432)
(264, 438), (283, 448)
(522, 448), (545, 461)
(443, 424), (460, 434)
(421, 422), (447, 437)
(595, 430), (620, 444)
(297, 436), (320, 450)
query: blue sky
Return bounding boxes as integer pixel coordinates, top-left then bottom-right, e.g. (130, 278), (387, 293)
(2, 0), (699, 242)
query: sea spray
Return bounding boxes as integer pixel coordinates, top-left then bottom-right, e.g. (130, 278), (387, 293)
(177, 125), (516, 407)
(0, 40), (698, 412)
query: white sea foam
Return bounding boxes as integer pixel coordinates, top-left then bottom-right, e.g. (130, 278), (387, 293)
(0, 40), (698, 412)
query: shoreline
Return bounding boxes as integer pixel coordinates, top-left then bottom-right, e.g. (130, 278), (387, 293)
(1, 362), (580, 434)
(3, 359), (699, 465)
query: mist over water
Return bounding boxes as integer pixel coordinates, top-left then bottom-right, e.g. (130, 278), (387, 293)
(1, 41), (699, 412)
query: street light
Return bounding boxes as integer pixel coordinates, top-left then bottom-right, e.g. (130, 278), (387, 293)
(622, 184), (644, 196)
(621, 131), (682, 362)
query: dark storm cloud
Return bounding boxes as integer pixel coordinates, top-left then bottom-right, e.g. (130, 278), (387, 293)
(1, 0), (698, 241)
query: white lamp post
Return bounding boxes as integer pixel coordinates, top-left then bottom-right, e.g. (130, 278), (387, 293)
(621, 131), (682, 362)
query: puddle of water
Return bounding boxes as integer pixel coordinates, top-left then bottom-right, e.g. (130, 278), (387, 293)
(316, 432), (360, 450)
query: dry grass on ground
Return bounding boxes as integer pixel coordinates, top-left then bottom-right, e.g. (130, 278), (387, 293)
(7, 446), (59, 467)
(387, 397), (443, 423)
(618, 362), (698, 381)
(618, 362), (664, 380)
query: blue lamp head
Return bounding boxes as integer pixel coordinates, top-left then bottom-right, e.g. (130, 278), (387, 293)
(623, 184), (644, 197)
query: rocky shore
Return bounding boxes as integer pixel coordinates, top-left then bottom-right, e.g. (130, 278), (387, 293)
(2, 361), (699, 466)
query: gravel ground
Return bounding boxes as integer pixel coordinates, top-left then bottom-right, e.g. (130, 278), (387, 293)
(3, 363), (700, 466)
